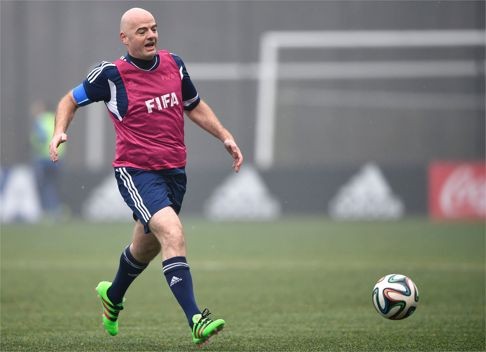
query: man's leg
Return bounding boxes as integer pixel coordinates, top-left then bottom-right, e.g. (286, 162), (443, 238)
(149, 207), (196, 320)
(108, 221), (160, 303)
(96, 221), (160, 336)
(149, 206), (224, 344)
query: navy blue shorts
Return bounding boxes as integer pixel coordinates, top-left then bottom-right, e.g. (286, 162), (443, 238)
(114, 167), (187, 233)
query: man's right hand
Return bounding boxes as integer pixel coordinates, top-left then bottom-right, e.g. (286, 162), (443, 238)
(49, 133), (67, 162)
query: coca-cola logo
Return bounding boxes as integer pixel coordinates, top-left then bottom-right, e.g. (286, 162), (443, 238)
(440, 166), (486, 217)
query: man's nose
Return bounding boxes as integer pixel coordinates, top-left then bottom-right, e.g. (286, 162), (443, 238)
(148, 29), (157, 39)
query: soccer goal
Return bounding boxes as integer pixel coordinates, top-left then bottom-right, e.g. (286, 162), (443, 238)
(254, 30), (486, 170)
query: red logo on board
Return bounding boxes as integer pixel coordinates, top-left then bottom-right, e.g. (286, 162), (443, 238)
(429, 162), (486, 220)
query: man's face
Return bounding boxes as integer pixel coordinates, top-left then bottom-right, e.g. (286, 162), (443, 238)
(120, 13), (158, 60)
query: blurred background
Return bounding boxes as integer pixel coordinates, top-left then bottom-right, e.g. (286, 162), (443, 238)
(0, 0), (485, 222)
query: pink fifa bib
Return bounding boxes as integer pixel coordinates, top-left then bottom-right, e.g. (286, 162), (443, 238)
(110, 51), (185, 170)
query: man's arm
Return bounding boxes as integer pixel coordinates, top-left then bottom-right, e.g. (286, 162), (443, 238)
(49, 91), (78, 162)
(186, 99), (243, 172)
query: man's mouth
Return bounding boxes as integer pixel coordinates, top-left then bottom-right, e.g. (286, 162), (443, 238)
(145, 42), (156, 49)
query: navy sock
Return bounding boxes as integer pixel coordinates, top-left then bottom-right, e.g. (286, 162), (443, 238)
(162, 256), (200, 327)
(107, 246), (148, 305)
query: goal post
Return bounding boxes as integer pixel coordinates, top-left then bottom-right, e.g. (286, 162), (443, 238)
(254, 30), (486, 170)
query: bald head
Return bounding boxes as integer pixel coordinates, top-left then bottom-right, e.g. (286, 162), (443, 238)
(119, 7), (158, 60)
(120, 7), (155, 33)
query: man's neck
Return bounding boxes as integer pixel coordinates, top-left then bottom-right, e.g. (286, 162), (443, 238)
(126, 53), (158, 70)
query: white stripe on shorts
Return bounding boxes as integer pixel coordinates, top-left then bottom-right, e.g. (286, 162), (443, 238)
(117, 168), (151, 223)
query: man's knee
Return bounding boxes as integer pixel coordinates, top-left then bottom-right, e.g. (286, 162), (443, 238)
(149, 207), (186, 258)
(165, 227), (186, 250)
(155, 221), (185, 250)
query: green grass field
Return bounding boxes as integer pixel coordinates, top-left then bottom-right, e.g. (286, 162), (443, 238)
(1, 218), (484, 351)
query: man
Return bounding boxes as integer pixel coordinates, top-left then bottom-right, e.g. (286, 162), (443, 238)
(31, 100), (64, 219)
(49, 7), (243, 346)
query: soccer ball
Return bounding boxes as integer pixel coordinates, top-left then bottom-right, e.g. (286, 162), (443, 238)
(372, 274), (419, 320)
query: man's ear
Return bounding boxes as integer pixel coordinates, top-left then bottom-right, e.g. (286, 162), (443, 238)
(120, 32), (128, 45)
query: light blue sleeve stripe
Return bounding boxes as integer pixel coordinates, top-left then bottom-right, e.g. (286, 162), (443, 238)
(72, 83), (91, 106)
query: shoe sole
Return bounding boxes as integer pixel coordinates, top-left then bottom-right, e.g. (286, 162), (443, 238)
(196, 325), (224, 347)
